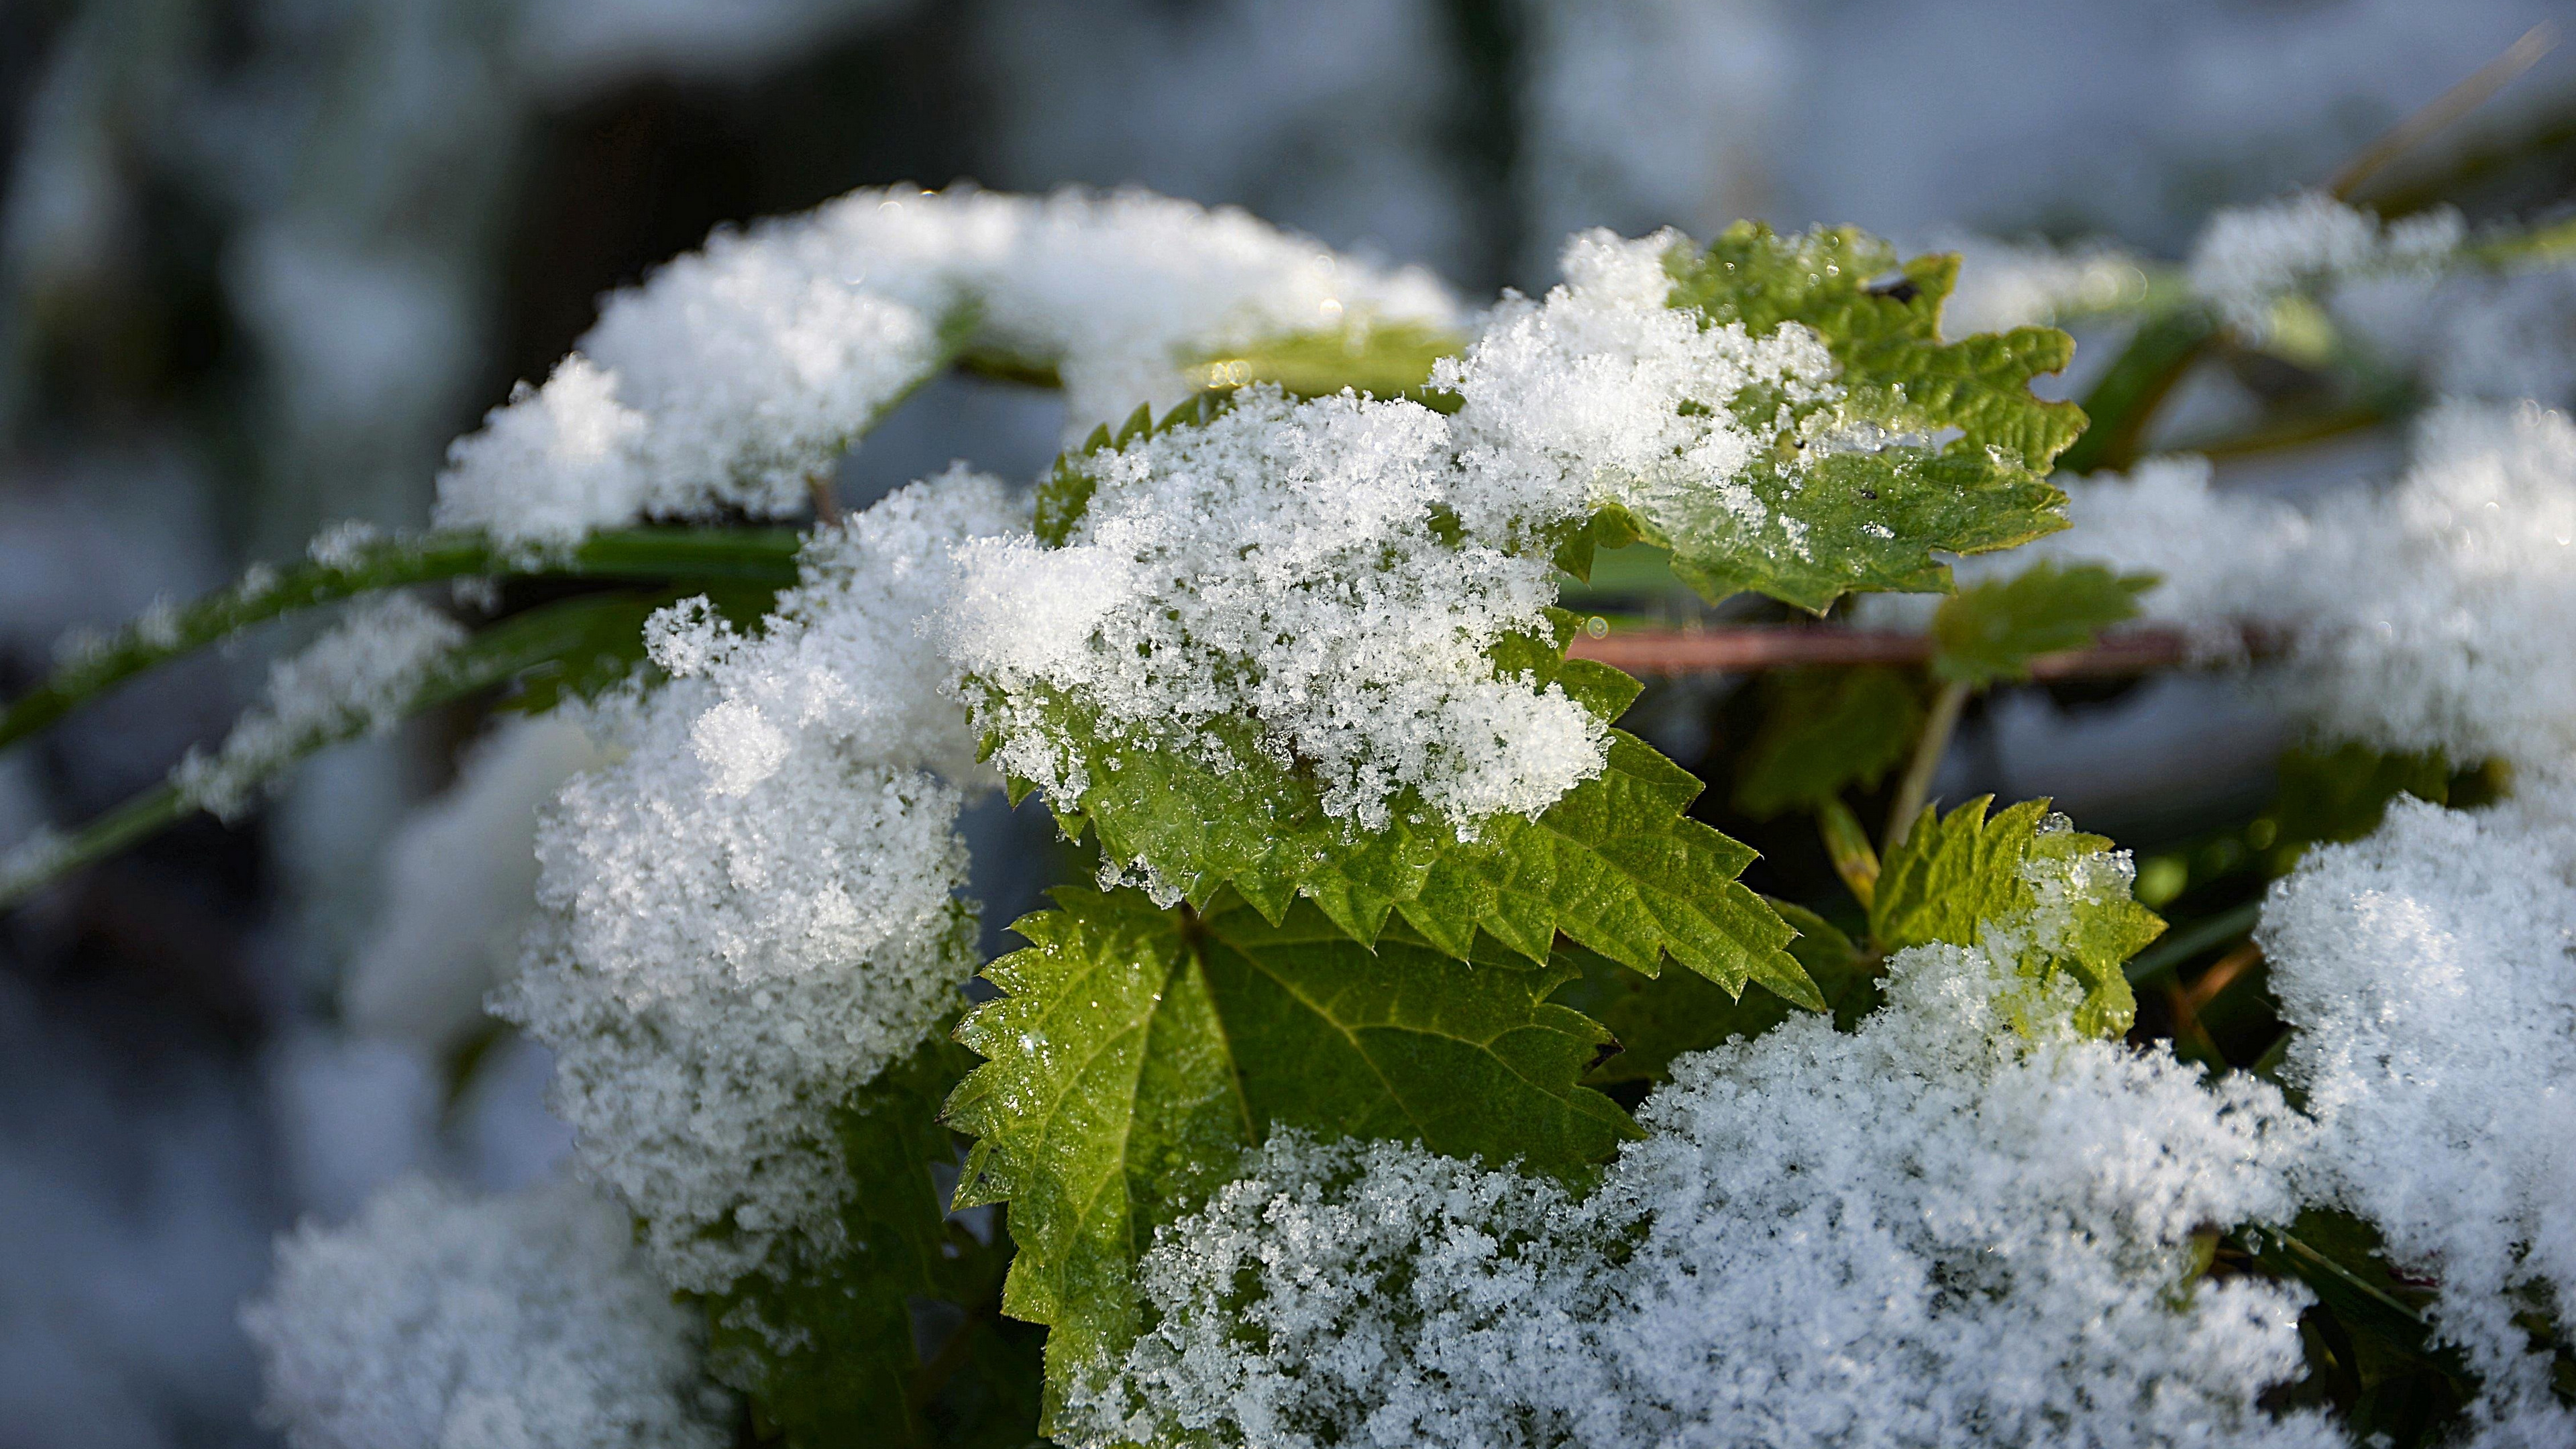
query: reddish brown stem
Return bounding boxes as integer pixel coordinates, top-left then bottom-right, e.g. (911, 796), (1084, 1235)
(1564, 626), (2199, 678)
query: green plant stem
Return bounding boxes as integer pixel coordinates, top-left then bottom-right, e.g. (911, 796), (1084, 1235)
(1884, 680), (1970, 855)
(1817, 796), (1880, 909)
(2056, 307), (2219, 476)
(0, 592), (667, 910)
(0, 527), (802, 753)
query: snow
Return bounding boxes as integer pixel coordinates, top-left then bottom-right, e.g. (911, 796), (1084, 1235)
(2188, 192), (2461, 337)
(171, 594), (466, 822)
(945, 387), (1607, 844)
(1073, 942), (2329, 1449)
(433, 185), (1462, 547)
(2261, 790), (2576, 1445)
(1437, 227), (1840, 553)
(242, 1173), (731, 1449)
(2332, 258), (2576, 409)
(496, 474), (1012, 1291)
(432, 357), (649, 553)
(1943, 400), (2576, 778)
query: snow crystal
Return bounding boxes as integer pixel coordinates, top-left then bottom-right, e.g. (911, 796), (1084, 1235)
(2261, 791), (2576, 1443)
(497, 474), (1011, 1290)
(432, 186), (1460, 546)
(945, 388), (1607, 839)
(2188, 192), (2461, 337)
(1074, 943), (2327, 1449)
(1438, 227), (1839, 555)
(173, 594), (465, 821)
(243, 1173), (730, 1449)
(305, 519), (382, 570)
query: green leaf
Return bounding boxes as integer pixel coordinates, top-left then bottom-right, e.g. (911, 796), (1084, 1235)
(1003, 651), (1813, 1007)
(1564, 902), (1878, 1084)
(1930, 561), (2157, 687)
(1870, 796), (2164, 1036)
(1180, 318), (1469, 411)
(698, 1035), (1042, 1449)
(1733, 667), (1925, 818)
(1656, 223), (2086, 612)
(943, 887), (1633, 1423)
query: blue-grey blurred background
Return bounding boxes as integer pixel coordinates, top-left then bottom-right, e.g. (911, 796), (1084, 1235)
(1, 2), (2571, 1443)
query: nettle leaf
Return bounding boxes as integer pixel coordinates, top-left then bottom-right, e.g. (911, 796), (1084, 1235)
(699, 1036), (1040, 1449)
(1562, 902), (1878, 1085)
(1180, 318), (1468, 411)
(1732, 666), (1925, 818)
(1658, 222), (2086, 612)
(1931, 561), (2157, 687)
(1871, 796), (2164, 1036)
(943, 887), (1631, 1421)
(1001, 621), (1813, 1008)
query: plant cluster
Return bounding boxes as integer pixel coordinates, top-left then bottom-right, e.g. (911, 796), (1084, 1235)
(6, 180), (2575, 1448)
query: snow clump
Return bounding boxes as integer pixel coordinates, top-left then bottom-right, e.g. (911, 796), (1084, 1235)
(1949, 400), (2576, 777)
(242, 1173), (731, 1449)
(1436, 227), (1839, 555)
(2188, 191), (2461, 338)
(946, 386), (1609, 845)
(1072, 940), (2326, 1449)
(433, 185), (1460, 547)
(498, 474), (1016, 1291)
(2261, 790), (2576, 1445)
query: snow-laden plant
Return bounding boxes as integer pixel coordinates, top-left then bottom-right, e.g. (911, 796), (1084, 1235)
(5, 182), (2575, 1449)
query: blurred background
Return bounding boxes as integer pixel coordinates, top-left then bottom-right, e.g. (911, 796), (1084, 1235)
(2, 1), (2573, 1443)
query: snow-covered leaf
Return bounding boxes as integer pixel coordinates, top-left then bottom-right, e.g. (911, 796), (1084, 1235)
(1871, 796), (2163, 1036)
(1658, 223), (2086, 611)
(942, 886), (1633, 1423)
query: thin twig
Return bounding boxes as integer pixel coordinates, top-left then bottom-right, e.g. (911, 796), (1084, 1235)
(1564, 625), (2200, 677)
(2330, 22), (2557, 199)
(1884, 680), (1970, 855)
